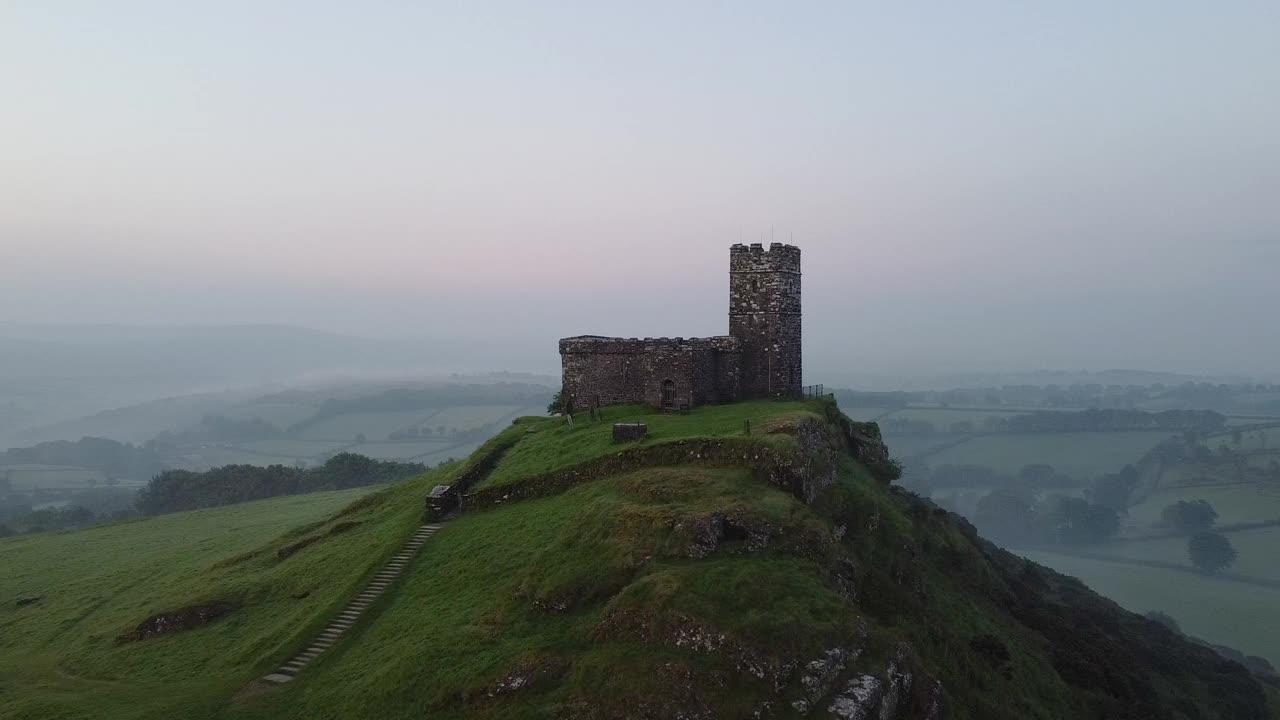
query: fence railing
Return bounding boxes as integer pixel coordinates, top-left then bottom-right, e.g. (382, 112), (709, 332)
(802, 383), (825, 399)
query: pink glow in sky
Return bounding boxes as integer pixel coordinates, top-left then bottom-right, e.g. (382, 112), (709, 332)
(2, 2), (1277, 376)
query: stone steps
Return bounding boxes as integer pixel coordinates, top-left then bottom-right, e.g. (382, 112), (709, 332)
(260, 523), (443, 683)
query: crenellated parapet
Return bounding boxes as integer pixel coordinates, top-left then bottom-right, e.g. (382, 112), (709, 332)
(557, 243), (802, 410)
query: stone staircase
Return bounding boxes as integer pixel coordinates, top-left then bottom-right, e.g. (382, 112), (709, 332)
(261, 523), (443, 684)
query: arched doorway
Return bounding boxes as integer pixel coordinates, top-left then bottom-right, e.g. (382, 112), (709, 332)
(661, 379), (676, 409)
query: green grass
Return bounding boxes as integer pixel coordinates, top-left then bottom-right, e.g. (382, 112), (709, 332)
(1086, 526), (1280, 584)
(2, 400), (1273, 719)
(925, 431), (1170, 478)
(425, 404), (527, 430)
(238, 439), (351, 458)
(1128, 485), (1280, 527)
(294, 410), (444, 442)
(220, 403), (318, 428)
(1023, 549), (1280, 665)
(884, 407), (1028, 427)
(0, 464), (109, 490)
(479, 400), (817, 489)
(0, 476), (440, 720)
(226, 466), (851, 719)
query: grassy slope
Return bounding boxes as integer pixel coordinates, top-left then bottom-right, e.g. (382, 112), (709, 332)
(0, 477), (442, 720)
(3, 399), (1276, 719)
(480, 400), (813, 488)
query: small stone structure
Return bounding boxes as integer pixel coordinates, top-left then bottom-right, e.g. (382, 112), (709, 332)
(612, 422), (648, 442)
(560, 243), (802, 410)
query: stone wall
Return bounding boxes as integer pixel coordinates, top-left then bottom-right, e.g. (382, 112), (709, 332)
(560, 336), (740, 410)
(729, 242), (802, 399)
(557, 242), (801, 409)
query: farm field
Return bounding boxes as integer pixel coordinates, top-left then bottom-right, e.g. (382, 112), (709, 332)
(293, 410), (442, 441)
(346, 440), (455, 461)
(1022, 550), (1280, 665)
(925, 431), (1170, 478)
(838, 406), (893, 422)
(239, 439), (351, 458)
(173, 448), (306, 471)
(424, 404), (527, 429)
(882, 434), (964, 459)
(2, 464), (108, 490)
(1127, 484), (1280, 528)
(1098, 526), (1280, 583)
(219, 402), (318, 428)
(882, 407), (1028, 427)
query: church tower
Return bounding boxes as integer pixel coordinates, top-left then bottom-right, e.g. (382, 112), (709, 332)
(728, 243), (802, 399)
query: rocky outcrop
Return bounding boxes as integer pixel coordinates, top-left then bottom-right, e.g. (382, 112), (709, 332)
(119, 601), (235, 642)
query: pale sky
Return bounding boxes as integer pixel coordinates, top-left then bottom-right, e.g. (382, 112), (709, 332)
(2, 2), (1278, 378)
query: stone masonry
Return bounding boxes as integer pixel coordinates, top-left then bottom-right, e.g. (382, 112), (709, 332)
(560, 243), (801, 410)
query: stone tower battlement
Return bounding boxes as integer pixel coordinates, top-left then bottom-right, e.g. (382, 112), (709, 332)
(729, 243), (802, 399)
(559, 243), (803, 410)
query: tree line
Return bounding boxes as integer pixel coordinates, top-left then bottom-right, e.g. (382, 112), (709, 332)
(881, 408), (1226, 436)
(134, 453), (426, 515)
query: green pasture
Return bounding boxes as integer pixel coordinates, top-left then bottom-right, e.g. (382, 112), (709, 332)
(294, 410), (443, 442)
(0, 477), (433, 720)
(239, 439), (351, 458)
(925, 432), (1169, 478)
(219, 403), (318, 429)
(346, 440), (454, 461)
(883, 407), (1027, 427)
(478, 400), (817, 489)
(1023, 550), (1280, 665)
(423, 404), (527, 430)
(2, 464), (108, 490)
(1128, 484), (1280, 528)
(1097, 526), (1280, 583)
(880, 434), (966, 459)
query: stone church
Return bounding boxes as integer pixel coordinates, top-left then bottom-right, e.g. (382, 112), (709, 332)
(560, 243), (802, 411)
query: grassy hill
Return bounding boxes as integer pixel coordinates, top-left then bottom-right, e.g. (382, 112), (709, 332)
(2, 398), (1276, 719)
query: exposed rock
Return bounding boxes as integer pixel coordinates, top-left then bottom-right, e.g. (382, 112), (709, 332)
(921, 679), (945, 720)
(877, 643), (914, 720)
(684, 512), (775, 559)
(790, 647), (858, 713)
(484, 655), (567, 698)
(828, 674), (883, 719)
(833, 558), (859, 602)
(119, 601), (235, 642)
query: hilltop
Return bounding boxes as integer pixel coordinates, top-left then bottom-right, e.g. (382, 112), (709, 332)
(1, 398), (1276, 719)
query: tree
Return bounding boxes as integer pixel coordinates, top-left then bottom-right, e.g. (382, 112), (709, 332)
(1161, 500), (1218, 534)
(1187, 532), (1237, 573)
(1041, 496), (1120, 544)
(974, 488), (1039, 545)
(1087, 471), (1138, 513)
(547, 390), (566, 416)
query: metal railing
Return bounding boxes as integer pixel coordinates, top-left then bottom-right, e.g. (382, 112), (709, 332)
(802, 383), (825, 399)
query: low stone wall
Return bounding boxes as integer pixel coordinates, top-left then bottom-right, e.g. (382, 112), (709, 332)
(463, 423), (839, 512)
(424, 428), (525, 520)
